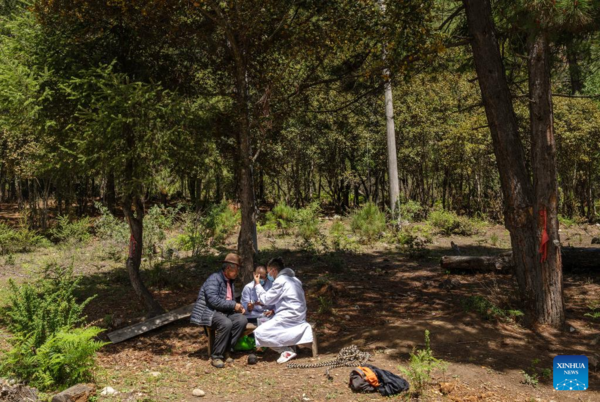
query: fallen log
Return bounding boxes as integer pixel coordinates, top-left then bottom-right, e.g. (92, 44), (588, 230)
(107, 303), (194, 344)
(440, 247), (600, 273)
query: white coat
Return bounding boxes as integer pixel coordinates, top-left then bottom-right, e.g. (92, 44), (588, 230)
(253, 268), (313, 348)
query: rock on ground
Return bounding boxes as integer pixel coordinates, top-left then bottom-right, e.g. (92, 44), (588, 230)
(51, 383), (95, 402)
(192, 388), (206, 397)
(100, 386), (117, 396)
(0, 380), (39, 402)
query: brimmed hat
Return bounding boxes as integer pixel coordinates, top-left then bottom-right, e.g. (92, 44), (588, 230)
(223, 253), (241, 267)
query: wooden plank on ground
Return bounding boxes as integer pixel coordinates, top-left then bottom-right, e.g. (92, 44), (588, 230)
(107, 303), (195, 344)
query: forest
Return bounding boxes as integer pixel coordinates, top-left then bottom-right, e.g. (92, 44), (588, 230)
(0, 0), (599, 401)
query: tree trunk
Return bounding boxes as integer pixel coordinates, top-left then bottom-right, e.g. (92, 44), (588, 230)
(566, 39), (583, 95)
(234, 65), (257, 284)
(122, 129), (165, 317)
(379, 0), (400, 219)
(123, 196), (165, 317)
(528, 30), (564, 325)
(383, 72), (400, 217)
(463, 0), (564, 327)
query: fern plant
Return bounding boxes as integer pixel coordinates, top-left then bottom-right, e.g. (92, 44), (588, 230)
(399, 330), (448, 396)
(0, 263), (105, 391)
(32, 328), (107, 389)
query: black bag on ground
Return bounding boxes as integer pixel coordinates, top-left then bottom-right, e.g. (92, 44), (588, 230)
(348, 364), (410, 397)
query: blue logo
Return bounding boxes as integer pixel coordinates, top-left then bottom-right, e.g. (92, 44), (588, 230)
(553, 355), (588, 391)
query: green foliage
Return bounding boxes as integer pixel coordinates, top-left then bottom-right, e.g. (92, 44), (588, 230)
(520, 359), (550, 388)
(0, 223), (50, 255)
(461, 295), (523, 322)
(167, 202), (239, 255)
(400, 200), (425, 222)
(143, 205), (178, 258)
(4, 253), (15, 265)
(295, 203), (322, 246)
(265, 204), (297, 235)
(0, 263), (104, 390)
(585, 301), (600, 320)
(395, 225), (433, 258)
(94, 203), (129, 243)
(94, 202), (129, 260)
(202, 202), (240, 247)
(558, 214), (577, 228)
(490, 233), (499, 247)
(399, 330), (448, 396)
(314, 274), (331, 288)
(4, 263), (94, 349)
(317, 296), (333, 315)
(428, 209), (480, 236)
(328, 218), (359, 252)
(350, 202), (386, 243)
(24, 328), (105, 390)
(50, 215), (91, 244)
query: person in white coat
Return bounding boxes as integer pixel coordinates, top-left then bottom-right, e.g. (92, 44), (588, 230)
(252, 257), (313, 364)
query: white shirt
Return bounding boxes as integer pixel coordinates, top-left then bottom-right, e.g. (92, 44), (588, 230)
(253, 268), (313, 348)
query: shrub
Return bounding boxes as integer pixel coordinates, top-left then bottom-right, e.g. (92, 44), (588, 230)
(399, 330), (448, 396)
(3, 327), (106, 390)
(295, 203), (322, 245)
(143, 205), (181, 258)
(0, 263), (105, 390)
(94, 203), (129, 260)
(0, 223), (50, 255)
(4, 263), (93, 349)
(396, 225), (432, 258)
(265, 204), (297, 235)
(173, 210), (204, 255)
(585, 301), (600, 320)
(400, 200), (425, 222)
(329, 219), (359, 252)
(461, 295), (522, 322)
(94, 203), (129, 244)
(490, 233), (499, 247)
(350, 202), (386, 243)
(202, 201), (240, 247)
(521, 359), (547, 388)
(558, 214), (577, 228)
(317, 296), (333, 314)
(50, 215), (92, 243)
(428, 209), (479, 236)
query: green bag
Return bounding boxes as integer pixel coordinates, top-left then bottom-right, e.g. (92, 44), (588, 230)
(233, 335), (256, 351)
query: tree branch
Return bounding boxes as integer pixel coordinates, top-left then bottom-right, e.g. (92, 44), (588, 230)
(308, 84), (383, 114)
(552, 93), (600, 99)
(439, 5), (465, 31)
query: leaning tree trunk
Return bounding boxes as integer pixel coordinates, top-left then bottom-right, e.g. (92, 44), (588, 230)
(122, 134), (165, 317)
(123, 194), (165, 318)
(462, 0), (564, 327)
(528, 31), (564, 325)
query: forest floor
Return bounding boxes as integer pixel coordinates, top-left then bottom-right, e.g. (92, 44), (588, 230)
(0, 219), (599, 402)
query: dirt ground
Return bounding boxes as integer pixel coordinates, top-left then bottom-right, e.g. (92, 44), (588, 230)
(1, 219), (599, 402)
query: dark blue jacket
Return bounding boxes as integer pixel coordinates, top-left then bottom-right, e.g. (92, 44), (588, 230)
(190, 271), (237, 326)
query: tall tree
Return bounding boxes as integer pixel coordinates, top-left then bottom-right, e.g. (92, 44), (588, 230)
(378, 0), (400, 218)
(460, 0), (599, 327)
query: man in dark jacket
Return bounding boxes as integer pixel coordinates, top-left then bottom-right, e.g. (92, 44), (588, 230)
(191, 253), (248, 368)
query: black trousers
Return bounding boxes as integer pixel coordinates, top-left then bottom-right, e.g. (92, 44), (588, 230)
(210, 311), (248, 360)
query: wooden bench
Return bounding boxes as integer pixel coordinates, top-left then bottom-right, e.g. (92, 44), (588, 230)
(205, 322), (318, 357)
